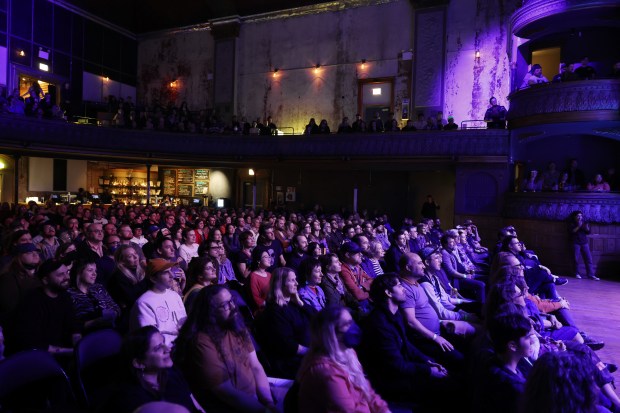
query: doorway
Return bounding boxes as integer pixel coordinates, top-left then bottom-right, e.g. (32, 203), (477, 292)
(532, 47), (561, 83)
(358, 79), (394, 123)
(18, 74), (58, 103)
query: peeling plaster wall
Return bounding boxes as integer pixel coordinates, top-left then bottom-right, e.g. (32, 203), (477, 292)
(137, 31), (215, 110)
(236, 1), (414, 133)
(444, 0), (520, 124)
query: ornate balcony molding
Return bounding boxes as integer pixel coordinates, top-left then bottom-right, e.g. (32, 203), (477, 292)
(507, 79), (620, 129)
(512, 0), (620, 38)
(504, 192), (620, 224)
(0, 115), (509, 166)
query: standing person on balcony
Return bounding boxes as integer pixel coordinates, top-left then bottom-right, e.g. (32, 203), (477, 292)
(520, 64), (548, 88)
(483, 97), (508, 129)
(574, 57), (596, 80)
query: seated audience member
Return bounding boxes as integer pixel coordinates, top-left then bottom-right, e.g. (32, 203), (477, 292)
(338, 242), (373, 313)
(574, 56), (596, 80)
(473, 312), (535, 413)
(0, 242), (41, 324)
(304, 118), (319, 135)
(444, 115), (458, 130)
(297, 306), (390, 413)
(558, 171), (573, 192)
(256, 267), (315, 379)
(253, 223), (286, 271)
(105, 326), (198, 413)
(6, 260), (80, 356)
(563, 158), (586, 190)
(384, 230), (409, 273)
(483, 97), (507, 129)
(441, 233), (486, 303)
(232, 230), (255, 282)
(319, 253), (360, 313)
(176, 285), (277, 412)
(67, 258), (120, 333)
(130, 259), (187, 346)
(297, 258), (326, 311)
(360, 273), (455, 411)
(413, 113), (427, 130)
(402, 119), (417, 131)
(351, 113), (366, 133)
(34, 221), (60, 261)
(398, 253), (465, 369)
(177, 228), (198, 265)
(130, 224), (148, 248)
(318, 119), (331, 134)
(351, 234), (375, 279)
(204, 239), (237, 286)
(247, 248), (273, 313)
(286, 234), (309, 274)
(520, 64), (549, 88)
(521, 170), (542, 192)
(522, 351), (615, 413)
(541, 161), (560, 191)
(183, 255), (218, 313)
(384, 112), (399, 132)
(366, 239), (385, 278)
(337, 116), (352, 133)
(420, 247), (480, 327)
(223, 223), (241, 254)
(108, 245), (149, 327)
(587, 174), (610, 192)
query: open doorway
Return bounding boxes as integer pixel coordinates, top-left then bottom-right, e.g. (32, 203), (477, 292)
(358, 79), (394, 124)
(18, 74), (58, 103)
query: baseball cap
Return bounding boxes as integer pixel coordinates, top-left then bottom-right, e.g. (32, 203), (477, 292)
(146, 258), (177, 278)
(420, 246), (441, 261)
(341, 242), (363, 254)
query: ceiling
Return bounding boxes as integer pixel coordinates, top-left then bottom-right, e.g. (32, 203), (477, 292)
(63, 0), (335, 34)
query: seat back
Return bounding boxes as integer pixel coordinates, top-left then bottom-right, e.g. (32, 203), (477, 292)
(74, 329), (123, 408)
(0, 349), (77, 410)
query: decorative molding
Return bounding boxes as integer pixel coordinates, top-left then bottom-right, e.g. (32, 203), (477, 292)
(504, 192), (620, 224)
(507, 79), (620, 127)
(511, 0), (620, 38)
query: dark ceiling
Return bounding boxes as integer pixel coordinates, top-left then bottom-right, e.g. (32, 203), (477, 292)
(64, 0), (333, 34)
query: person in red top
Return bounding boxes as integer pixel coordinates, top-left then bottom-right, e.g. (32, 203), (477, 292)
(298, 306), (389, 413)
(339, 242), (373, 313)
(247, 248), (273, 313)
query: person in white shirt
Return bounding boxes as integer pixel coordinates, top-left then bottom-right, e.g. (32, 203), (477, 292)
(130, 259), (187, 346)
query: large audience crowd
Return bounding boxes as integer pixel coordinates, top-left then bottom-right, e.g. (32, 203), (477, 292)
(0, 199), (617, 413)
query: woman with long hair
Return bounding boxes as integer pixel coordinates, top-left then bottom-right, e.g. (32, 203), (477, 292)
(297, 306), (389, 413)
(247, 247), (273, 313)
(107, 244), (148, 328)
(183, 255), (219, 313)
(257, 267), (315, 379)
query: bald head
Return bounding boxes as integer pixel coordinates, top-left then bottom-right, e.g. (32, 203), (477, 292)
(399, 252), (425, 278)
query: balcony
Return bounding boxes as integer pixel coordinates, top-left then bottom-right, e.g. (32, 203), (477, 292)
(0, 114), (510, 166)
(507, 79), (620, 131)
(504, 191), (620, 224)
(511, 0), (620, 39)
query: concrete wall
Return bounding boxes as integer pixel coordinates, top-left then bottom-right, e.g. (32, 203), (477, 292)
(236, 1), (414, 133)
(444, 0), (520, 125)
(137, 30), (215, 110)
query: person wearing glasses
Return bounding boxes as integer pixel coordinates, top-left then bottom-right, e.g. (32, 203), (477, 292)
(176, 285), (277, 412)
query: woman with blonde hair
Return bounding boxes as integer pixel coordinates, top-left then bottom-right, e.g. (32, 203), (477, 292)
(108, 244), (148, 329)
(257, 267), (315, 378)
(298, 306), (390, 413)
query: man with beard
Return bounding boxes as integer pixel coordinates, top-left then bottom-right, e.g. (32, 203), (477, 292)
(0, 243), (42, 324)
(253, 223), (286, 271)
(6, 260), (80, 355)
(176, 285), (277, 412)
(286, 234), (309, 274)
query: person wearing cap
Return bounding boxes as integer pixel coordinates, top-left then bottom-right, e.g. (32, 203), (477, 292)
(130, 258), (187, 346)
(0, 243), (42, 324)
(444, 115), (458, 130)
(5, 259), (80, 356)
(339, 241), (373, 312)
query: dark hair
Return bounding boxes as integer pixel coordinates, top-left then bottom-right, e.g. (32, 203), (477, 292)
(521, 352), (599, 413)
(186, 255), (219, 289)
(238, 230), (253, 244)
(487, 312), (532, 353)
(440, 233), (456, 247)
(369, 273), (399, 304)
(70, 258), (98, 286)
(250, 247), (270, 271)
(489, 96), (496, 104)
(307, 242), (321, 257)
(320, 253), (339, 274)
(122, 325), (160, 378)
(298, 257), (321, 284)
(500, 235), (519, 252)
(530, 63), (542, 74)
(154, 235), (173, 252)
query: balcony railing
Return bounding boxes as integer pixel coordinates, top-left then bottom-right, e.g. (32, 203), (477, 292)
(507, 79), (620, 129)
(504, 192), (620, 224)
(0, 114), (510, 165)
